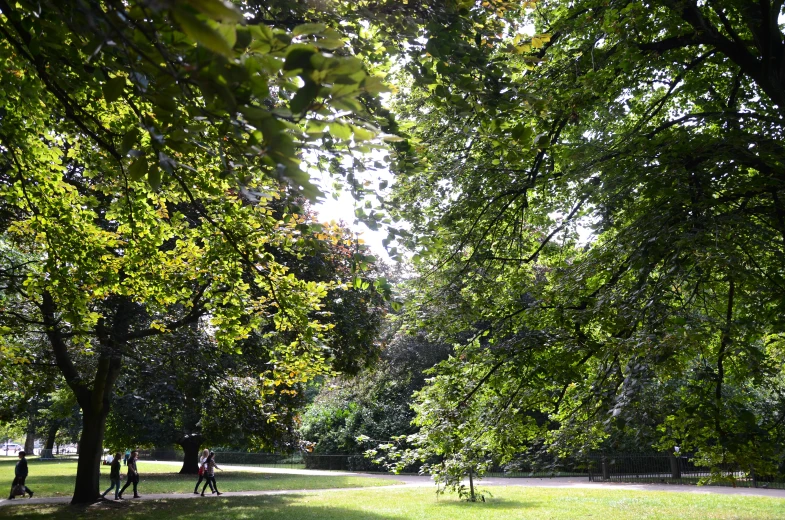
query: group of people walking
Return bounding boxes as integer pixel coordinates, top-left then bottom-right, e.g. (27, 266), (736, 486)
(101, 449), (223, 500)
(194, 449), (223, 496)
(101, 450), (140, 499)
(8, 448), (223, 501)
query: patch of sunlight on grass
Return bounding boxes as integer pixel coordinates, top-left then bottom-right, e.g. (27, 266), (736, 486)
(2, 484), (785, 520)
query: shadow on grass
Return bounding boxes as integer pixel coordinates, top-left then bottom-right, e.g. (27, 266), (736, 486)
(430, 496), (541, 513)
(0, 494), (430, 520)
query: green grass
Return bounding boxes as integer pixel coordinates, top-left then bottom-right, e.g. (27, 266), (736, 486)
(0, 459), (398, 498)
(2, 486), (785, 519)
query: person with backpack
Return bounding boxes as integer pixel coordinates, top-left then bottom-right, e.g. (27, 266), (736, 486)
(118, 450), (140, 499)
(8, 451), (33, 499)
(200, 451), (223, 496)
(193, 448), (210, 494)
(101, 452), (122, 500)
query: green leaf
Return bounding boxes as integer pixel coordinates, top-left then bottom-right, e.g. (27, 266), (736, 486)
(315, 37), (345, 50)
(128, 156), (148, 182)
(284, 47), (317, 71)
(216, 23), (237, 49)
(329, 57), (365, 75)
(147, 164), (162, 190)
(533, 132), (550, 149)
(351, 126), (376, 142)
(120, 128), (141, 156)
(290, 81), (319, 115)
(102, 76), (126, 103)
(511, 124), (532, 144)
(184, 0), (243, 22)
(172, 7), (234, 57)
(293, 23), (327, 37)
(329, 123), (352, 140)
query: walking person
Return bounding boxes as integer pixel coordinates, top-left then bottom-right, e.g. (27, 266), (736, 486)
(124, 449), (130, 466)
(200, 451), (223, 496)
(193, 449), (210, 494)
(8, 451), (33, 499)
(101, 452), (122, 500)
(118, 450), (140, 499)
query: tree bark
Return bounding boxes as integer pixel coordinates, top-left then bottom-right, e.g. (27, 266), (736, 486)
(715, 278), (735, 442)
(24, 412), (36, 454)
(178, 435), (203, 474)
(71, 408), (109, 503)
(44, 422), (58, 458)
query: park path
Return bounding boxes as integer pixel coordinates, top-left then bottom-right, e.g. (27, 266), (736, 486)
(3, 462), (785, 508)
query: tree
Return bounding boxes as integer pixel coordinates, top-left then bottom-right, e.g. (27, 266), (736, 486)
(302, 330), (451, 457)
(105, 214), (386, 474)
(380, 0), (785, 484)
(0, 0), (384, 503)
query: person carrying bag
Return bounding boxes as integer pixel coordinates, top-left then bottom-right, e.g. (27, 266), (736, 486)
(193, 449), (210, 494)
(8, 451), (33, 500)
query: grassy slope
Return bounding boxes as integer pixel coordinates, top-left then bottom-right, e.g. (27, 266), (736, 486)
(0, 460), (396, 498)
(2, 486), (785, 519)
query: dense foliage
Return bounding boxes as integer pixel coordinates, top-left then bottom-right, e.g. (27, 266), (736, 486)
(4, 0), (785, 504)
(105, 212), (385, 472)
(301, 331), (450, 459)
(373, 0), (785, 494)
(0, 0), (386, 503)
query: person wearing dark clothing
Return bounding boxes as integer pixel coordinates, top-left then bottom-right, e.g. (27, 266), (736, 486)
(200, 452), (222, 496)
(8, 451), (33, 499)
(118, 450), (140, 499)
(101, 452), (123, 500)
(124, 449), (130, 466)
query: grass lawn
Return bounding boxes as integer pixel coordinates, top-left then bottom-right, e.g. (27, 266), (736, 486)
(0, 459), (397, 498)
(1, 486), (785, 519)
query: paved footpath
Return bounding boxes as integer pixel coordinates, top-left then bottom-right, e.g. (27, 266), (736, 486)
(3, 461), (785, 508)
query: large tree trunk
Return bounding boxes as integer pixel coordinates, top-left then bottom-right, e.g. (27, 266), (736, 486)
(178, 435), (203, 474)
(24, 412), (36, 454)
(71, 408), (109, 504)
(45, 422), (58, 451)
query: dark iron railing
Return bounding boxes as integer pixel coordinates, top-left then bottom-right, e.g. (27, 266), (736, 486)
(486, 454), (591, 478)
(587, 453), (785, 490)
(135, 450), (387, 472)
(36, 449), (78, 461)
(133, 449), (785, 490)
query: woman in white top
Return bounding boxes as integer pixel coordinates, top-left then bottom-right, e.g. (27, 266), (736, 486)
(193, 449), (210, 494)
(200, 451), (222, 496)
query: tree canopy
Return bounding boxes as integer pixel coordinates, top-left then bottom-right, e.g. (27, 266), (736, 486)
(376, 0), (785, 489)
(0, 0), (388, 503)
(4, 0), (785, 504)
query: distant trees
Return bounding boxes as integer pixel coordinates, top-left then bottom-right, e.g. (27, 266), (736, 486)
(301, 330), (451, 459)
(105, 212), (386, 473)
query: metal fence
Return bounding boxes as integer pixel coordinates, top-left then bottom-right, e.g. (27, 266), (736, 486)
(588, 453), (785, 489)
(135, 450), (387, 472)
(131, 449), (785, 490)
(485, 454), (591, 478)
(37, 449), (78, 461)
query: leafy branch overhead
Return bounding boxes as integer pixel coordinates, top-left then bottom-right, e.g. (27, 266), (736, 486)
(373, 0), (785, 489)
(0, 0), (386, 199)
(0, 0), (391, 504)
